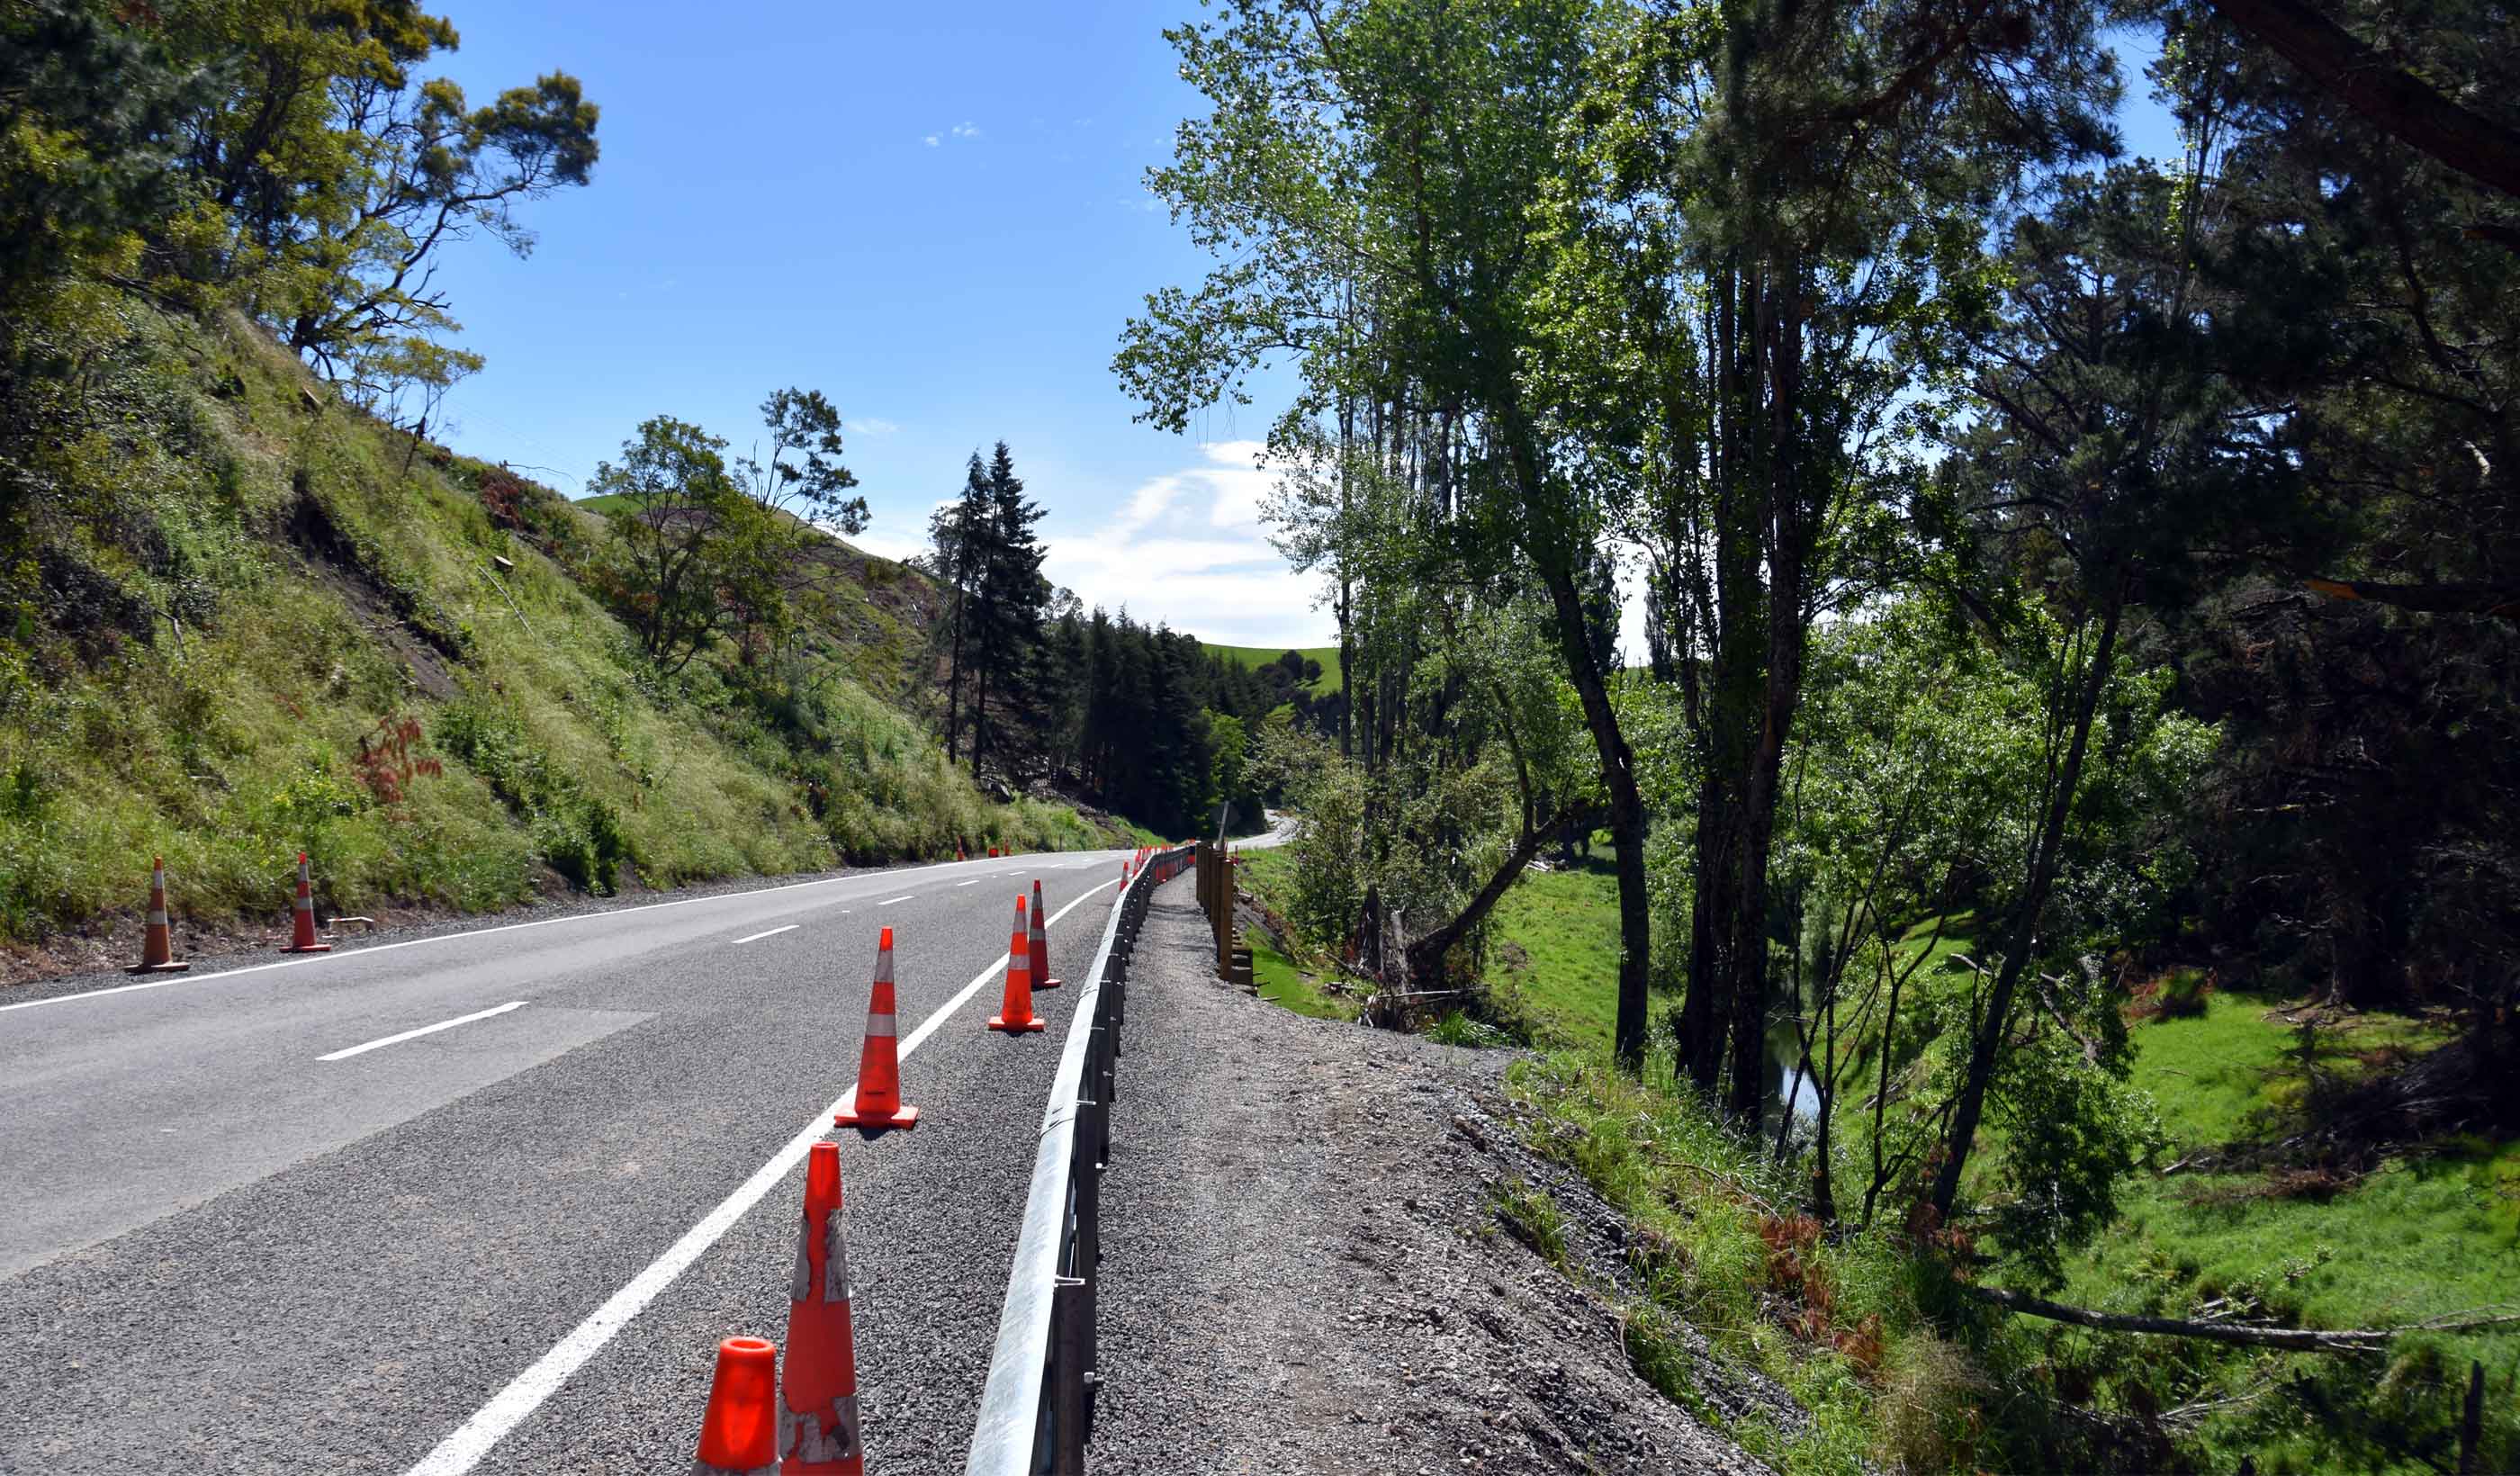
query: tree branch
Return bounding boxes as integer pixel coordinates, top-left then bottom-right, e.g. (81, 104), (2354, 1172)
(2303, 576), (2520, 620)
(2204, 0), (2520, 201)
(1964, 1283), (2520, 1351)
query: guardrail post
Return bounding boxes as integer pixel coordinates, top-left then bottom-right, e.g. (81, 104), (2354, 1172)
(1051, 1275), (1089, 1475)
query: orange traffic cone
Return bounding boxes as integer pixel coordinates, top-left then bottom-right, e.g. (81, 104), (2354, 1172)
(693, 1336), (779, 1475)
(1028, 879), (1060, 988)
(129, 857), (190, 975)
(834, 928), (919, 1131)
(956, 845), (966, 862)
(778, 1140), (866, 1473)
(987, 896), (1045, 1033)
(281, 851), (331, 953)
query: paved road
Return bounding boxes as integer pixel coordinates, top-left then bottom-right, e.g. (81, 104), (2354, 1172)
(0, 847), (1138, 1475)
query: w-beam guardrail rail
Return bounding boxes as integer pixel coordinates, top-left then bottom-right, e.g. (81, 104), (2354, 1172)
(965, 843), (1192, 1476)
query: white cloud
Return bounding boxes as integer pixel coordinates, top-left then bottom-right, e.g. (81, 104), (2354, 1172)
(922, 133), (940, 148)
(846, 496), (951, 567)
(851, 417), (902, 436)
(1040, 442), (1333, 648)
(950, 121), (982, 139)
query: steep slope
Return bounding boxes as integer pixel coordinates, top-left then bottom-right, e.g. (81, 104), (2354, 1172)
(0, 302), (1102, 978)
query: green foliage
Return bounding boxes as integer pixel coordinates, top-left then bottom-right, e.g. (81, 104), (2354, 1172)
(0, 1), (210, 310)
(2154, 966), (2210, 1020)
(158, 2), (599, 394)
(735, 387), (867, 534)
(1243, 924), (1359, 1022)
(1505, 1052), (2040, 1476)
(1426, 1009), (1513, 1048)
(590, 415), (786, 675)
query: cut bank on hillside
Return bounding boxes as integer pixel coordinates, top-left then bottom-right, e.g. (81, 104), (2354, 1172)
(0, 304), (1106, 984)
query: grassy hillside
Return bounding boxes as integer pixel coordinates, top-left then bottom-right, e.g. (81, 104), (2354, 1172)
(1202, 642), (1345, 696)
(0, 302), (1104, 969)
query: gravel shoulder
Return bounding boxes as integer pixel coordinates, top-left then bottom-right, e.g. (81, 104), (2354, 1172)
(1091, 872), (1775, 1474)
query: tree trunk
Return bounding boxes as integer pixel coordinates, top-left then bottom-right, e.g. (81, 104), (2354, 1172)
(1404, 806), (1602, 990)
(944, 590), (967, 764)
(2203, 0), (2520, 202)
(1929, 594), (2124, 1221)
(1682, 774), (1736, 1095)
(1722, 267), (1817, 1122)
(1541, 562), (1652, 1074)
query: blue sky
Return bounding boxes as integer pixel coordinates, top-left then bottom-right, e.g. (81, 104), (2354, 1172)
(422, 4), (2179, 653)
(423, 2), (1318, 646)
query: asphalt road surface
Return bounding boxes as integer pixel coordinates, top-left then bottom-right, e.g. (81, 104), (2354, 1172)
(0, 847), (1138, 1475)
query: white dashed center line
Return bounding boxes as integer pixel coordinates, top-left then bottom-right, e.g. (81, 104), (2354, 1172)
(317, 1001), (528, 1062)
(733, 925), (798, 944)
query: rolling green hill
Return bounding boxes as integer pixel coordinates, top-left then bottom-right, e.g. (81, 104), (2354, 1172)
(0, 304), (1106, 965)
(1202, 642), (1344, 696)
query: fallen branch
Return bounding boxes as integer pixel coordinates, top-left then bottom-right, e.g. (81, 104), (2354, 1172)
(1962, 1284), (2520, 1352)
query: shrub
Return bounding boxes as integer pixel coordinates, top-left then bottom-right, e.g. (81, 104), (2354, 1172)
(1427, 1009), (1514, 1048)
(2156, 966), (2210, 1019)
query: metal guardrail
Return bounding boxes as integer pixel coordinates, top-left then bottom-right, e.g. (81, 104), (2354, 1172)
(965, 844), (1192, 1476)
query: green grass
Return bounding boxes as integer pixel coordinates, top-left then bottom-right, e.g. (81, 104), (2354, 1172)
(1506, 1052), (1963, 1474)
(1201, 641), (1345, 696)
(2030, 993), (2519, 1474)
(1487, 853), (1676, 1052)
(1245, 924), (1358, 1020)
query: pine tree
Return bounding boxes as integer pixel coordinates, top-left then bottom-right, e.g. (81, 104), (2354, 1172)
(929, 454), (992, 766)
(969, 441), (1048, 781)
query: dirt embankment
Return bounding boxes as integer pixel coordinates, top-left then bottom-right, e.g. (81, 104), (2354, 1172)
(1090, 874), (1785, 1473)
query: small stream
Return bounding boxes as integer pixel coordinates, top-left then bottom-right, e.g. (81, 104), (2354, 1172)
(1761, 1020), (1822, 1129)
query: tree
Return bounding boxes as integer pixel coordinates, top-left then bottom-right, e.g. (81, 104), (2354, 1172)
(1129, 0), (2120, 1082)
(969, 440), (1048, 779)
(157, 1), (598, 398)
(1121, 0), (1670, 1065)
(2200, 0), (2520, 208)
(930, 453), (992, 766)
(1920, 155), (2293, 1221)
(735, 388), (868, 534)
(591, 415), (783, 675)
(1530, 0), (2119, 1116)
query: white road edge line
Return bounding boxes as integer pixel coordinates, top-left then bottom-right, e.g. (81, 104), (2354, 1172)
(317, 1001), (529, 1062)
(733, 924), (799, 945)
(400, 878), (1118, 1476)
(0, 859), (1014, 1016)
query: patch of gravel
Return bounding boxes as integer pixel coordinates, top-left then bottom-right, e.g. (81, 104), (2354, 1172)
(1089, 873), (1785, 1474)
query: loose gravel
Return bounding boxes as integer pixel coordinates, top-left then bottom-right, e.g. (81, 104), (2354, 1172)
(1088, 874), (1778, 1474)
